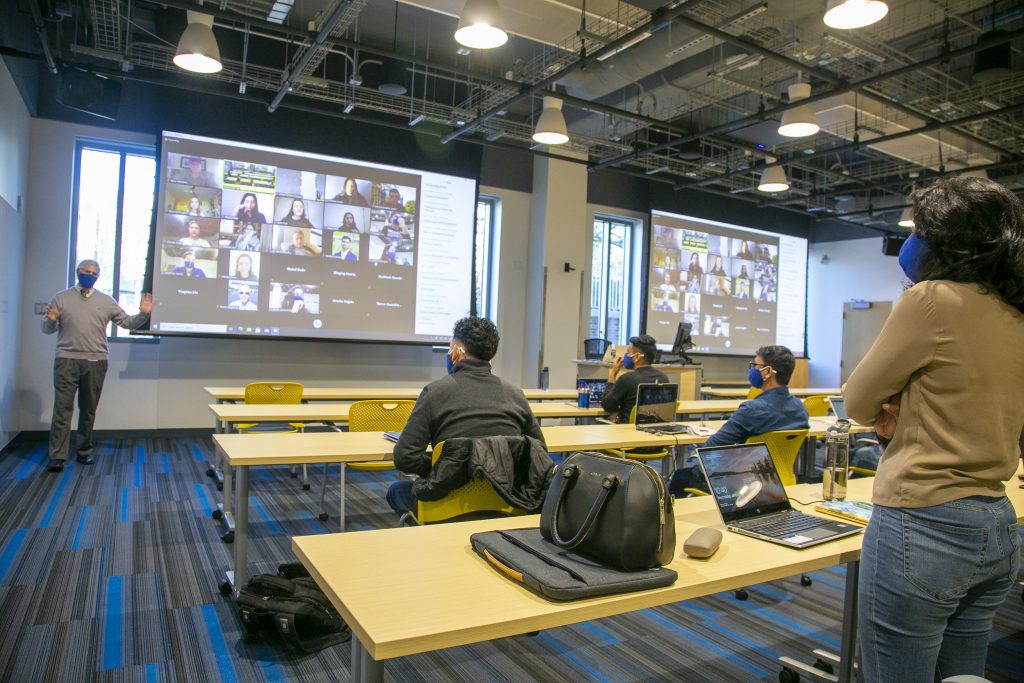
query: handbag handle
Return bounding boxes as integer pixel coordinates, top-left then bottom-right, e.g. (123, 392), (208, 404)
(549, 463), (619, 550)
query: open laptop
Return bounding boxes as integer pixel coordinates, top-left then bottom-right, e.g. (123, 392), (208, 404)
(695, 442), (863, 548)
(829, 396), (848, 420)
(634, 383), (690, 434)
(576, 378), (608, 404)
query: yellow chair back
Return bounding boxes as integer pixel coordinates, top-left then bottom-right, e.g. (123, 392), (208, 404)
(745, 428), (809, 487)
(746, 386), (763, 400)
(347, 400), (416, 471)
(238, 381), (304, 432)
(803, 395), (831, 418)
(607, 406), (671, 463)
(413, 441), (523, 524)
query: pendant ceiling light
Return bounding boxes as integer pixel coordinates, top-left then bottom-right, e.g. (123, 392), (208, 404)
(778, 83), (820, 138)
(455, 0), (508, 50)
(757, 165), (789, 193)
(823, 0), (889, 30)
(173, 11), (222, 74)
(532, 97), (569, 145)
(897, 207), (914, 228)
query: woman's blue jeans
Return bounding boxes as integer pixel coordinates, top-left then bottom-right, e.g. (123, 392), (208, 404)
(858, 496), (1020, 682)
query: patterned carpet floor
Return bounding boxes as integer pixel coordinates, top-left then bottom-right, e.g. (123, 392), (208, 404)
(0, 435), (1021, 682)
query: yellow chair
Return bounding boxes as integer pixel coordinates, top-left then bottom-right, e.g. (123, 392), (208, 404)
(412, 441), (527, 524)
(607, 406), (674, 470)
(237, 381), (309, 487)
(746, 387), (763, 400)
(803, 395), (831, 418)
(346, 400), (416, 471)
(745, 429), (809, 487)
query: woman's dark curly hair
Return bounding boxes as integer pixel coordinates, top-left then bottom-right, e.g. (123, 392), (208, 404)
(452, 316), (500, 360)
(911, 175), (1024, 312)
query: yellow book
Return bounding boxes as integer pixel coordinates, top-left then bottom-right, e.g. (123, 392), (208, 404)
(814, 500), (873, 525)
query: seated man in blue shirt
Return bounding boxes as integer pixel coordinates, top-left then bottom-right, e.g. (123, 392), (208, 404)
(670, 344), (809, 495)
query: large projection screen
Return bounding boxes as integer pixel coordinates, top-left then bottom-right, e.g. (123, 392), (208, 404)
(647, 210), (807, 357)
(148, 131), (477, 344)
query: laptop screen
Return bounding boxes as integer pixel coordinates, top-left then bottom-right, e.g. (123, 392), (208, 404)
(696, 443), (791, 522)
(635, 383), (678, 425)
(829, 397), (848, 420)
(577, 378), (608, 402)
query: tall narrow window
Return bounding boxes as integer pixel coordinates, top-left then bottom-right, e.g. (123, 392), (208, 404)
(473, 196), (500, 321)
(589, 216), (633, 344)
(71, 140), (156, 337)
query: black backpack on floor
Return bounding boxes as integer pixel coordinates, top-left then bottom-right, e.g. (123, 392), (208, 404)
(236, 562), (351, 653)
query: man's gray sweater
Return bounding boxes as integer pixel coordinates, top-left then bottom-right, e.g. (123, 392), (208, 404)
(42, 287), (149, 359)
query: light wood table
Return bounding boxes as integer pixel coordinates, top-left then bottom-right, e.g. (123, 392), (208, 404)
(703, 387), (841, 399)
(294, 473), (1024, 683)
(204, 386), (578, 404)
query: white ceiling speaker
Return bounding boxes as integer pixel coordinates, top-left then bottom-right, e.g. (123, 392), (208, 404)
(757, 165), (789, 193)
(823, 0), (889, 30)
(532, 97), (569, 145)
(778, 83), (819, 138)
(173, 11), (222, 74)
(897, 207), (914, 228)
(454, 0), (508, 50)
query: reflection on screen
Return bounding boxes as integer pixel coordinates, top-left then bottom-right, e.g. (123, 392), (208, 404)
(150, 132), (477, 343)
(647, 211), (807, 356)
(700, 444), (788, 513)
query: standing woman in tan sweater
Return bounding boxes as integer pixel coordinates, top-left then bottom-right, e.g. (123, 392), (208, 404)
(845, 175), (1024, 682)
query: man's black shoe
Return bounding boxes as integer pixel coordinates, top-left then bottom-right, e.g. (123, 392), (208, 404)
(47, 459), (65, 472)
(76, 454), (95, 465)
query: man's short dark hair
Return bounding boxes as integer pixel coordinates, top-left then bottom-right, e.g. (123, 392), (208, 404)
(629, 334), (658, 363)
(452, 317), (500, 361)
(756, 345), (796, 385)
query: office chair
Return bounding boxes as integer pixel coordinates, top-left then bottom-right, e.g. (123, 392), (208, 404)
(238, 381), (310, 487)
(802, 395), (831, 418)
(411, 441), (527, 524)
(746, 386), (763, 400)
(583, 338), (612, 360)
(320, 400), (415, 528)
(606, 406), (674, 473)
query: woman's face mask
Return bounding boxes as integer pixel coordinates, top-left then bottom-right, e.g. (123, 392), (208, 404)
(898, 233), (929, 283)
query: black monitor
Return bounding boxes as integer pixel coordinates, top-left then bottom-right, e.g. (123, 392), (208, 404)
(670, 321), (694, 364)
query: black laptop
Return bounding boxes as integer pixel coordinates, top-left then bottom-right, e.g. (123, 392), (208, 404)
(829, 396), (848, 420)
(634, 383), (690, 434)
(695, 443), (863, 549)
(576, 378), (609, 404)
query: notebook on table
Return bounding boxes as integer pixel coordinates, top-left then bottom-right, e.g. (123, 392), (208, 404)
(383, 431), (401, 443)
(634, 383), (690, 434)
(695, 442), (863, 549)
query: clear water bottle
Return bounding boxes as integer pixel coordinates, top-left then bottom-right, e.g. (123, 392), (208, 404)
(822, 420), (851, 501)
(540, 366), (549, 391)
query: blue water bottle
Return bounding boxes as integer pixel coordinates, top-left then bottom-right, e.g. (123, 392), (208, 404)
(577, 388), (590, 409)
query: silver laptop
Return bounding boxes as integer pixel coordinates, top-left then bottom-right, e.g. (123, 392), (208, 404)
(634, 383), (690, 434)
(829, 396), (848, 420)
(695, 443), (863, 549)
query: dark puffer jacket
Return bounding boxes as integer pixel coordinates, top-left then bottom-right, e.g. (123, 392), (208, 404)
(412, 435), (555, 512)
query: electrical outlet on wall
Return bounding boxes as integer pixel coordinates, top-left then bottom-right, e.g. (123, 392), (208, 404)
(35, 302), (47, 315)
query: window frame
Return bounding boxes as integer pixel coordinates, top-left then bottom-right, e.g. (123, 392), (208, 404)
(473, 194), (501, 322)
(69, 137), (158, 341)
(589, 213), (638, 345)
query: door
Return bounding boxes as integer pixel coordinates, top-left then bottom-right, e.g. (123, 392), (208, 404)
(840, 301), (893, 384)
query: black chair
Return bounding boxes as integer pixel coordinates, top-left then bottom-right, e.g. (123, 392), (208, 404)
(583, 338), (611, 360)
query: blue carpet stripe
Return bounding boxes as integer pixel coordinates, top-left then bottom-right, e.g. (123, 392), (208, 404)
(11, 446), (44, 480)
(744, 600), (841, 648)
(120, 488), (129, 523)
(250, 497), (281, 536)
(642, 609), (771, 678)
(39, 469), (73, 529)
(190, 444), (206, 461)
(145, 662), (159, 682)
(160, 454), (170, 475)
(579, 621), (622, 646)
(71, 506), (89, 550)
(201, 604), (239, 683)
(102, 575), (124, 670)
(0, 528), (28, 583)
(536, 632), (612, 683)
(134, 446), (145, 488)
(252, 644), (287, 682)
(193, 484), (213, 517)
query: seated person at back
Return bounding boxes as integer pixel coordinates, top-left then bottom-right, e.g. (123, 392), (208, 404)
(670, 344), (809, 494)
(600, 334), (668, 423)
(386, 317), (545, 516)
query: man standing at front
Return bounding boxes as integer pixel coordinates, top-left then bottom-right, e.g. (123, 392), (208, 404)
(41, 259), (153, 472)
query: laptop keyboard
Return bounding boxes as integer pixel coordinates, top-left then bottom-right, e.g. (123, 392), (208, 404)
(734, 511), (823, 537)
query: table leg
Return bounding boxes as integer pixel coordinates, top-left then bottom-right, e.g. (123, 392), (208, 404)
(339, 463), (346, 531)
(351, 637), (382, 683)
(232, 465), (250, 592)
(223, 462), (233, 517)
(838, 560), (859, 683)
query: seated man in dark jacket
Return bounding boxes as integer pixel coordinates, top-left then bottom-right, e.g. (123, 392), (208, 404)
(600, 334), (668, 423)
(386, 317), (546, 516)
(670, 344), (809, 495)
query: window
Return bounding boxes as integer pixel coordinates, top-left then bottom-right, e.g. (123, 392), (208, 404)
(589, 216), (634, 344)
(71, 139), (157, 337)
(473, 195), (500, 321)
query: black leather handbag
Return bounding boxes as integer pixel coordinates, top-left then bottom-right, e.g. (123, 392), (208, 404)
(540, 451), (675, 572)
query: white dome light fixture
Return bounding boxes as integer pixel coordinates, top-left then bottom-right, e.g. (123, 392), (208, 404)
(173, 11), (223, 74)
(532, 97), (569, 145)
(778, 83), (820, 138)
(824, 0), (889, 30)
(455, 0), (508, 50)
(757, 165), (789, 193)
(897, 207), (914, 228)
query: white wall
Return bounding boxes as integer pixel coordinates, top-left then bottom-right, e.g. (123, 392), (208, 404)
(0, 59), (30, 450)
(806, 237), (906, 386)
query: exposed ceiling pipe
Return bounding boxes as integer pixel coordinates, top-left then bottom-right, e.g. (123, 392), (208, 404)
(589, 24), (1024, 173)
(439, 1), (699, 144)
(673, 100), (1024, 191)
(268, 0), (353, 113)
(29, 0), (58, 74)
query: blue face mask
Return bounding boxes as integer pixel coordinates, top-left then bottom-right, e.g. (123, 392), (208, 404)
(77, 272), (98, 289)
(623, 353), (635, 370)
(445, 352), (455, 374)
(898, 233), (928, 283)
(748, 366), (765, 388)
